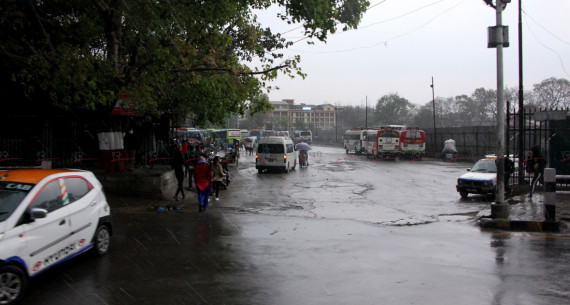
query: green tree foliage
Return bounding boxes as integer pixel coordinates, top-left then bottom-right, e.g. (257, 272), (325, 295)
(0, 0), (369, 126)
(374, 93), (415, 125)
(407, 77), (569, 128)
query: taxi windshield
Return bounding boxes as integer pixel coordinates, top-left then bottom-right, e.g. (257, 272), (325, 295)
(0, 181), (34, 222)
(470, 160), (497, 173)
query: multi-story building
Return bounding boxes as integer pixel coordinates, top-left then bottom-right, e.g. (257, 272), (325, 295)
(266, 99), (336, 130)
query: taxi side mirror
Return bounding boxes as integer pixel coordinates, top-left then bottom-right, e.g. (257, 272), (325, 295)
(30, 208), (48, 220)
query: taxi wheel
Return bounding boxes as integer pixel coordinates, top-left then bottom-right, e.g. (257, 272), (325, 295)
(0, 265), (27, 305)
(94, 225), (111, 256)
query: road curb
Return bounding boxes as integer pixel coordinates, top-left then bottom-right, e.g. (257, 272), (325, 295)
(478, 217), (561, 232)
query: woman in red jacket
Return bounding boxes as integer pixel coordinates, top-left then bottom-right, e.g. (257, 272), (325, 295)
(193, 156), (213, 212)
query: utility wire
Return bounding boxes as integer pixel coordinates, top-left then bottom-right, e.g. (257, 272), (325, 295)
(522, 9), (570, 46)
(367, 0), (389, 11)
(292, 0), (466, 54)
(522, 12), (569, 78)
(359, 0), (445, 30)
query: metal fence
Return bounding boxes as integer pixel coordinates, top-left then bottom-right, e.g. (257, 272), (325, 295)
(3, 106), (568, 177)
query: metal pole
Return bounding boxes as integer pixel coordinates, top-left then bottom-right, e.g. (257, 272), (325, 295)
(431, 77), (437, 151)
(365, 96), (368, 129)
(335, 106), (338, 143)
(517, 0), (525, 184)
(491, 0), (508, 218)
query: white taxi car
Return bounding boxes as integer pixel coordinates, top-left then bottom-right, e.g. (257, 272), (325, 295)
(0, 169), (112, 304)
(456, 156), (498, 199)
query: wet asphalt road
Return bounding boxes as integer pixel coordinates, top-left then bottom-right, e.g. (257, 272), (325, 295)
(20, 146), (570, 305)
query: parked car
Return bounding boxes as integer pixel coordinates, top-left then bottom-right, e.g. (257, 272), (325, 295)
(0, 169), (112, 305)
(456, 157), (498, 199)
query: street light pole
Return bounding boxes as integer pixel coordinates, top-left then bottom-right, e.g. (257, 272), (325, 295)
(488, 0), (509, 218)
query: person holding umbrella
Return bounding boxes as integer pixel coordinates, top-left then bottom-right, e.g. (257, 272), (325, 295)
(296, 142), (311, 168)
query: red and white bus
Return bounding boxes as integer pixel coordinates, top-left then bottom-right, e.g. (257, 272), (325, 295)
(399, 128), (426, 159)
(362, 129), (380, 157)
(377, 128), (401, 158)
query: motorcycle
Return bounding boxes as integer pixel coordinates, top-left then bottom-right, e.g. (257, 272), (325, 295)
(220, 155), (231, 189)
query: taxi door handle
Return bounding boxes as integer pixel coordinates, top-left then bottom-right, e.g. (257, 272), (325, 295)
(59, 219), (66, 226)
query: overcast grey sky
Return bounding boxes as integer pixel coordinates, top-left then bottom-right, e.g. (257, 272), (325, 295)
(256, 0), (570, 107)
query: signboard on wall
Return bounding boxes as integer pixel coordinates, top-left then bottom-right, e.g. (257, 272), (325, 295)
(111, 94), (139, 116)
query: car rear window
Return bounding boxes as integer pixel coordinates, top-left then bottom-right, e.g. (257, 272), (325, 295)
(380, 131), (399, 138)
(403, 131), (422, 139)
(258, 144), (284, 154)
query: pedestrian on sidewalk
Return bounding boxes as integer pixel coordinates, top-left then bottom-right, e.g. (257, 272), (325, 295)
(185, 141), (198, 190)
(193, 156), (212, 212)
(171, 142), (186, 201)
(526, 145), (546, 196)
(212, 156), (226, 201)
(123, 127), (139, 171)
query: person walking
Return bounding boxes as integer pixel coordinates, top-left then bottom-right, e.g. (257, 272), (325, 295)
(193, 156), (213, 212)
(212, 156), (226, 201)
(123, 127), (139, 171)
(171, 143), (186, 201)
(526, 145), (546, 196)
(185, 141), (198, 190)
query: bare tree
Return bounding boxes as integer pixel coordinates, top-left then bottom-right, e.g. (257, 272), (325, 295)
(533, 77), (570, 109)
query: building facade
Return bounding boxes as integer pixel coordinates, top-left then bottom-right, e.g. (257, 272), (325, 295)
(266, 99), (336, 131)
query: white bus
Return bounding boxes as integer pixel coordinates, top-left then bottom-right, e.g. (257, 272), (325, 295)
(293, 130), (312, 144)
(343, 129), (366, 154)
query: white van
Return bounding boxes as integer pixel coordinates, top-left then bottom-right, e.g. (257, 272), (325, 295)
(256, 136), (297, 173)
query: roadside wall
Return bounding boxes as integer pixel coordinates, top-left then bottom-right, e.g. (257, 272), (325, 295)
(95, 166), (177, 200)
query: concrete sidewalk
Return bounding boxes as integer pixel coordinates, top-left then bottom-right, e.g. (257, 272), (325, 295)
(478, 184), (570, 233)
